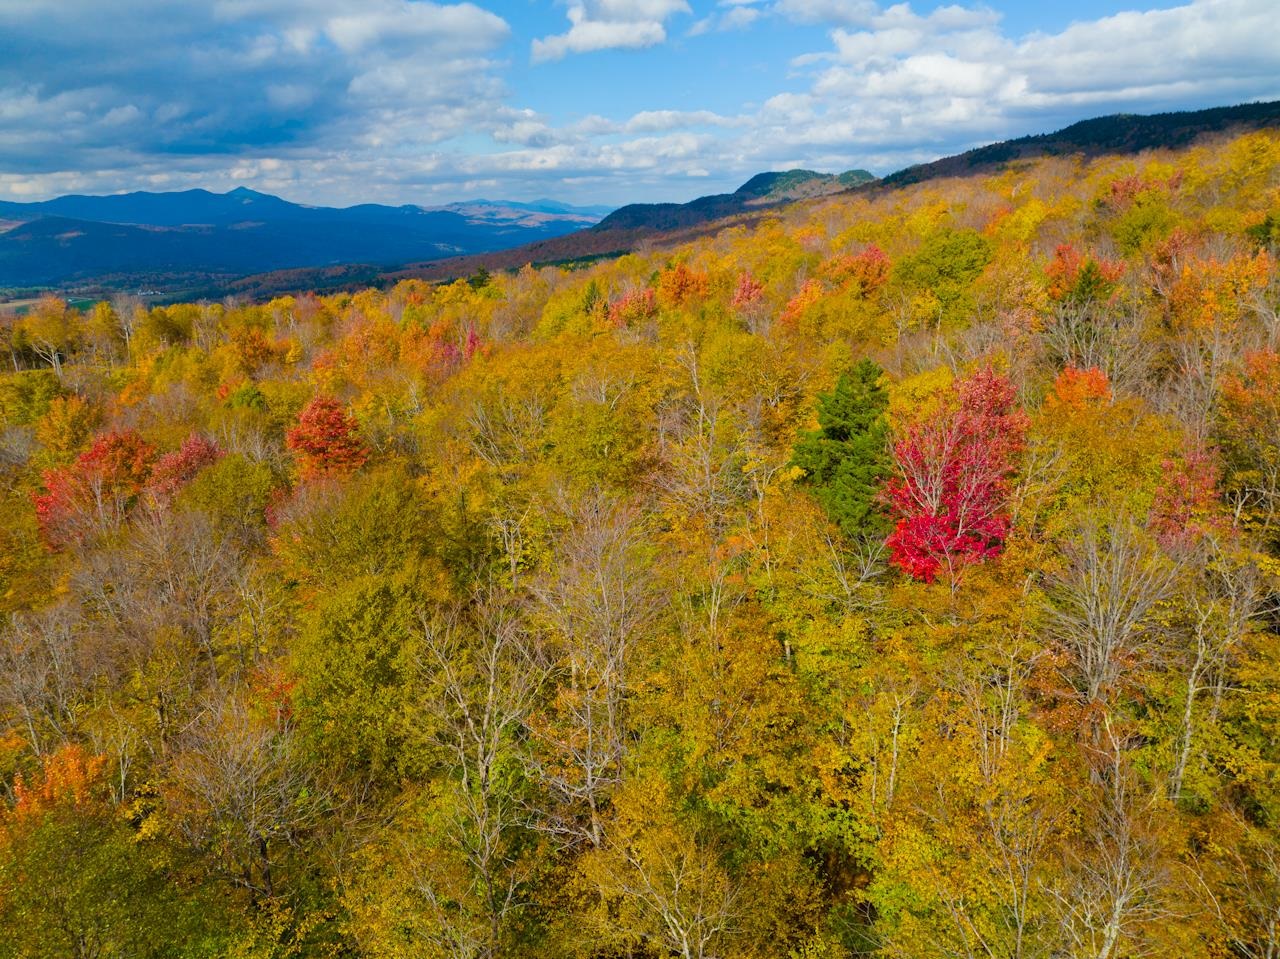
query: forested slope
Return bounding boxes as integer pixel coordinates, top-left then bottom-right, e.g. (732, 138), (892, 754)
(2, 130), (1280, 958)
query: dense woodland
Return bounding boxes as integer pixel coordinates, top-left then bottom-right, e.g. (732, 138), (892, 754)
(2, 130), (1280, 958)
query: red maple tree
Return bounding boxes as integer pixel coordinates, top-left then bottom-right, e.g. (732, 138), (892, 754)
(730, 272), (764, 311)
(33, 429), (156, 546)
(883, 367), (1028, 583)
(286, 396), (369, 480)
(1149, 444), (1225, 550)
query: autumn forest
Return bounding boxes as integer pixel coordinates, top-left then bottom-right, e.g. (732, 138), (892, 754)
(2, 129), (1280, 959)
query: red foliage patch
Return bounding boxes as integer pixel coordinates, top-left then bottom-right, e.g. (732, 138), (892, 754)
(1149, 444), (1224, 549)
(780, 280), (822, 326)
(286, 396), (369, 480)
(730, 272), (765, 311)
(883, 367), (1029, 583)
(607, 288), (658, 327)
(145, 434), (222, 503)
(818, 245), (891, 296)
(1107, 170), (1182, 210)
(32, 429), (156, 547)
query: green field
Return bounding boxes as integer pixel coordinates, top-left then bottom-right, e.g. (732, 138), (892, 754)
(0, 295), (100, 315)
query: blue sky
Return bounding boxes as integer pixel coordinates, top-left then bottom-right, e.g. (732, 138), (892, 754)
(0, 0), (1276, 207)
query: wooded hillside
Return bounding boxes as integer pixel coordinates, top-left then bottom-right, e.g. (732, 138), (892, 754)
(2, 130), (1279, 959)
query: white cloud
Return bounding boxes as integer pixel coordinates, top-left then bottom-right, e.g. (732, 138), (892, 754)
(599, 0), (1280, 202)
(624, 110), (735, 133)
(0, 0), (514, 193)
(0, 0), (1278, 209)
(532, 0), (691, 61)
(325, 1), (505, 53)
(102, 104), (142, 126)
(793, 0), (1279, 154)
(266, 83), (315, 110)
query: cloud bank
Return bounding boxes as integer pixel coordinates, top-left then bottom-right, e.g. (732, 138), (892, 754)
(0, 0), (1277, 206)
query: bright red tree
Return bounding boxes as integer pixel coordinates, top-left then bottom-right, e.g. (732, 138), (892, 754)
(883, 367), (1029, 583)
(286, 396), (369, 480)
(33, 429), (156, 546)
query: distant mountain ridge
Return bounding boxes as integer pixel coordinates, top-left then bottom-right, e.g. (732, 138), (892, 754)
(0, 188), (609, 229)
(594, 168), (875, 232)
(447, 198), (616, 218)
(0, 189), (609, 288)
(331, 99), (1280, 298)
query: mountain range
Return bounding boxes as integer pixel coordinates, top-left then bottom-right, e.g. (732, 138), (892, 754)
(0, 170), (875, 295)
(0, 189), (610, 289)
(3, 99), (1279, 300)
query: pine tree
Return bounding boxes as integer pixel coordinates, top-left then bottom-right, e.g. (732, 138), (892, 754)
(791, 358), (892, 540)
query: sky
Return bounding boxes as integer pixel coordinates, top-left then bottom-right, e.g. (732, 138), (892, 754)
(0, 0), (1277, 208)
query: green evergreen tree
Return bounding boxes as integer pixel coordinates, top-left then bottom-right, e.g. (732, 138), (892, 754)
(791, 358), (892, 540)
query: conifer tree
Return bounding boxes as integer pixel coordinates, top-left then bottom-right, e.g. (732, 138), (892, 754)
(791, 358), (892, 540)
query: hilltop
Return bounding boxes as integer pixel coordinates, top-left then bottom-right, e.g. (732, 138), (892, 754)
(593, 168), (876, 232)
(882, 99), (1280, 186)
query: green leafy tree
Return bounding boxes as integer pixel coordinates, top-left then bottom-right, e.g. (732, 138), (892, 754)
(291, 576), (426, 782)
(891, 228), (992, 327)
(0, 811), (226, 959)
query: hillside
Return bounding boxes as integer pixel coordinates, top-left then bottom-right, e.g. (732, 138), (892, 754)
(2, 126), (1279, 957)
(883, 98), (1280, 186)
